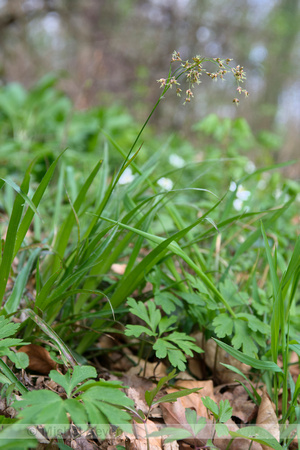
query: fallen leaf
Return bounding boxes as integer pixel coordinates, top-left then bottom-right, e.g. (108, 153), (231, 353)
(70, 436), (99, 449)
(126, 356), (167, 379)
(256, 388), (279, 449)
(163, 442), (179, 449)
(214, 383), (259, 424)
(173, 380), (215, 417)
(187, 356), (204, 379)
(18, 344), (57, 375)
(159, 380), (215, 447)
(203, 338), (251, 383)
(111, 263), (127, 275)
(122, 374), (162, 419)
(129, 420), (161, 449)
(289, 351), (299, 381)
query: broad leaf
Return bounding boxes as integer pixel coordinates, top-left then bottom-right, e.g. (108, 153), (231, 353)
(49, 365), (97, 398)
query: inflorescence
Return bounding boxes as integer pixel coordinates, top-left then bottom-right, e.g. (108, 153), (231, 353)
(157, 50), (248, 105)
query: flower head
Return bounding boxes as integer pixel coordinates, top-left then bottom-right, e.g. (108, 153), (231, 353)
(118, 167), (134, 185)
(245, 160), (256, 174)
(169, 154), (185, 168)
(157, 177), (173, 191)
(236, 185), (251, 201)
(229, 182), (251, 210)
(157, 51), (248, 106)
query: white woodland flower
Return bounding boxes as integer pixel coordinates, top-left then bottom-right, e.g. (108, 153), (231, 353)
(118, 167), (134, 185)
(233, 198), (244, 211)
(157, 177), (173, 191)
(245, 160), (256, 174)
(257, 179), (267, 190)
(169, 154), (185, 168)
(230, 183), (251, 211)
(236, 185), (251, 201)
(229, 181), (237, 192)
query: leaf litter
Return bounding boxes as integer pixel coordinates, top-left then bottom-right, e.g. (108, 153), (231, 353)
(2, 289), (298, 449)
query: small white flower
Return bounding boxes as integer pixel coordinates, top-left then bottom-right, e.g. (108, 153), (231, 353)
(236, 185), (251, 201)
(245, 160), (256, 174)
(274, 188), (282, 200)
(157, 177), (173, 191)
(169, 154), (185, 168)
(118, 167), (134, 185)
(257, 179), (267, 190)
(233, 198), (243, 211)
(229, 181), (237, 192)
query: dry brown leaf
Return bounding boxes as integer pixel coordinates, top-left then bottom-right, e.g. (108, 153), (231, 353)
(160, 381), (216, 447)
(173, 380), (215, 417)
(70, 436), (98, 449)
(162, 380), (214, 420)
(163, 442), (179, 449)
(256, 388), (279, 449)
(192, 332), (251, 383)
(214, 383), (259, 424)
(175, 370), (196, 381)
(187, 357), (204, 379)
(96, 334), (135, 372)
(18, 344), (57, 375)
(127, 386), (151, 415)
(289, 351), (300, 381)
(129, 420), (161, 449)
(122, 374), (162, 419)
(161, 400), (213, 447)
(111, 263), (127, 275)
(126, 356), (167, 379)
(203, 338), (251, 383)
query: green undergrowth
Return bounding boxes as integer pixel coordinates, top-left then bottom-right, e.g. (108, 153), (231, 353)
(0, 54), (299, 449)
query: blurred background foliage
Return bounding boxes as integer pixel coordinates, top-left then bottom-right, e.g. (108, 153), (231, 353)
(0, 0), (299, 176)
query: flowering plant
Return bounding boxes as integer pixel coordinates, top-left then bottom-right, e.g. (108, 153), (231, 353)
(157, 50), (248, 105)
(114, 50), (248, 193)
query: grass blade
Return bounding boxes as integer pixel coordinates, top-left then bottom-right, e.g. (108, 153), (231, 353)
(214, 339), (282, 373)
(0, 359), (28, 395)
(50, 160), (103, 274)
(25, 309), (79, 367)
(4, 248), (41, 314)
(14, 151), (66, 257)
(0, 164), (33, 305)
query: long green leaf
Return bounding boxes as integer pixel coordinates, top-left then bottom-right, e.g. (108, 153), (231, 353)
(14, 151), (66, 256)
(214, 339), (282, 372)
(261, 221), (281, 366)
(98, 213), (235, 315)
(0, 177), (40, 219)
(4, 248), (41, 314)
(50, 160), (102, 274)
(230, 426), (283, 450)
(261, 222), (279, 292)
(282, 235), (300, 291)
(77, 198), (228, 353)
(0, 165), (32, 305)
(0, 359), (28, 395)
(25, 309), (79, 367)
